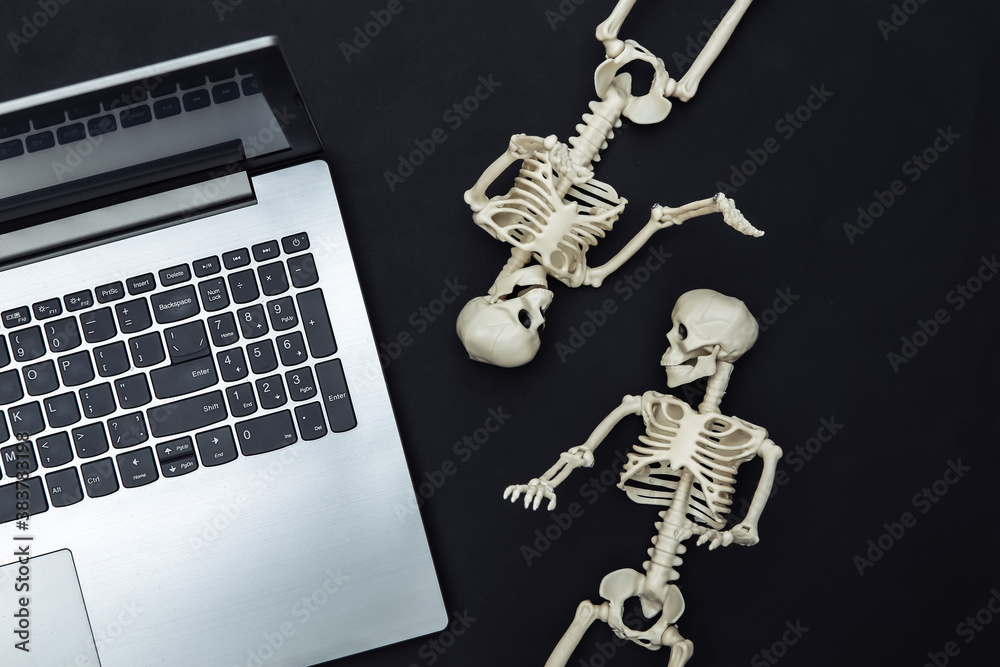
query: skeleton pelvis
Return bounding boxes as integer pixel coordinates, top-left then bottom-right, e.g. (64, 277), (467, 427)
(598, 568), (685, 650)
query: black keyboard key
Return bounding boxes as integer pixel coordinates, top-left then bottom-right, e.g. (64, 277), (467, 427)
(94, 341), (130, 377)
(46, 467), (83, 507)
(258, 262), (289, 296)
(80, 307), (117, 343)
(34, 110), (66, 129)
(117, 447), (159, 488)
(57, 123), (86, 144)
(297, 290), (337, 358)
(161, 454), (198, 477)
(25, 131), (55, 153)
(159, 264), (191, 286)
(37, 432), (73, 468)
(0, 336), (9, 368)
(228, 269), (259, 304)
(247, 340), (278, 374)
(153, 97), (181, 118)
(0, 120), (30, 139)
(208, 312), (240, 347)
(281, 232), (310, 254)
(147, 390), (226, 438)
(9, 402), (44, 435)
(226, 383), (257, 418)
(316, 359), (356, 432)
(72, 423), (109, 458)
(223, 248), (250, 269)
(23, 360), (58, 396)
(217, 348), (249, 382)
(267, 297), (298, 331)
(81, 458), (118, 498)
(2, 308), (31, 328)
(114, 374), (152, 409)
(96, 281), (126, 303)
(115, 299), (153, 334)
(88, 114), (118, 136)
(212, 81), (241, 104)
(295, 402), (328, 441)
(129, 332), (165, 368)
(199, 278), (230, 312)
(252, 240), (280, 262)
(32, 298), (62, 320)
(126, 273), (156, 295)
(241, 76), (261, 96)
(0, 413), (7, 443)
(68, 103), (101, 119)
(255, 375), (286, 410)
(43, 393), (80, 429)
(238, 305), (268, 339)
(45, 317), (82, 352)
(164, 321), (209, 363)
(1, 440), (37, 478)
(277, 332), (307, 367)
(0, 139), (24, 161)
(79, 383), (116, 419)
(65, 290), (94, 312)
(0, 476), (47, 524)
(156, 436), (195, 462)
(288, 253), (319, 288)
(197, 426), (238, 467)
(193, 256), (221, 277)
(0, 371), (24, 406)
(236, 410), (297, 456)
(58, 351), (94, 387)
(108, 412), (148, 449)
(10, 326), (46, 361)
(285, 367), (318, 402)
(151, 356), (217, 399)
(151, 285), (200, 324)
(150, 82), (178, 98)
(119, 104), (152, 128)
(183, 89), (211, 112)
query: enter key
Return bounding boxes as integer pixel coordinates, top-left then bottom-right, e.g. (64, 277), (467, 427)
(150, 356), (218, 399)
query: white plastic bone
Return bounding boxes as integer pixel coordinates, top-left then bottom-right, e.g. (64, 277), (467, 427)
(459, 0), (761, 368)
(504, 289), (782, 666)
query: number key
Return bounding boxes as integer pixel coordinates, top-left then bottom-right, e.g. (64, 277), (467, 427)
(10, 326), (45, 361)
(277, 331), (307, 367)
(247, 340), (277, 374)
(216, 348), (248, 382)
(238, 305), (268, 339)
(266, 297), (298, 331)
(45, 317), (81, 352)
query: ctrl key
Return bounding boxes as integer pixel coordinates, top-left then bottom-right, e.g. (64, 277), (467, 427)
(81, 458), (118, 498)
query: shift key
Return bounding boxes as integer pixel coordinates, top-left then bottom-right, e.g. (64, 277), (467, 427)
(147, 390), (226, 437)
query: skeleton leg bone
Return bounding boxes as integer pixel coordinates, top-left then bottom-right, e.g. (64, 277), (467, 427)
(595, 0), (638, 58)
(674, 0), (754, 102)
(543, 600), (611, 667)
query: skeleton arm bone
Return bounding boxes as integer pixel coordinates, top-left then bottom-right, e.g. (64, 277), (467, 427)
(504, 395), (641, 510)
(464, 134), (557, 212)
(674, 0), (754, 102)
(595, 0), (638, 58)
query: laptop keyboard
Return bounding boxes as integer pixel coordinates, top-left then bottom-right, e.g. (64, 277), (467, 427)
(0, 231), (356, 522)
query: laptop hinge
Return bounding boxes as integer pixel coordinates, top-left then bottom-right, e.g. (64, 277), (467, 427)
(0, 171), (254, 267)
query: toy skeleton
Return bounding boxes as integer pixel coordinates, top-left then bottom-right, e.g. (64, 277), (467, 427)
(457, 0), (762, 367)
(505, 289), (782, 666)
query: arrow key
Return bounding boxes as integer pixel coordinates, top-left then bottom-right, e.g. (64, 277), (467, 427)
(155, 436), (195, 462)
(196, 426), (238, 467)
(116, 446), (158, 488)
(161, 454), (198, 478)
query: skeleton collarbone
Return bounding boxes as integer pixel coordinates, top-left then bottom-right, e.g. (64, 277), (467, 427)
(473, 145), (626, 288)
(619, 391), (766, 529)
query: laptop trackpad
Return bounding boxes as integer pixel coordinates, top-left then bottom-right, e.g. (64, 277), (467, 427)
(0, 549), (101, 666)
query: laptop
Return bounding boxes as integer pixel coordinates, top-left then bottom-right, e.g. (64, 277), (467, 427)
(0, 37), (446, 666)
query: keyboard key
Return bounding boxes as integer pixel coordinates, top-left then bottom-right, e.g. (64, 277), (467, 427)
(198, 278), (230, 312)
(159, 264), (191, 286)
(281, 232), (310, 254)
(285, 367), (317, 402)
(37, 432), (73, 468)
(94, 341), (130, 377)
(153, 97), (181, 118)
(287, 253), (319, 288)
(1, 440), (37, 478)
(25, 131), (55, 153)
(34, 110), (65, 129)
(115, 299), (153, 334)
(2, 307), (31, 328)
(43, 393), (80, 429)
(23, 360), (58, 396)
(297, 290), (337, 358)
(226, 383), (257, 418)
(72, 423), (109, 458)
(196, 426), (238, 467)
(46, 467), (84, 507)
(193, 256), (221, 277)
(277, 332), (307, 367)
(255, 375), (286, 410)
(217, 348), (249, 382)
(164, 321), (208, 363)
(80, 383), (116, 419)
(129, 332), (165, 368)
(114, 374), (152, 409)
(80, 307), (117, 343)
(236, 410), (297, 456)
(64, 290), (94, 312)
(208, 312), (240, 347)
(252, 241), (280, 262)
(96, 281), (126, 303)
(58, 351), (94, 387)
(150, 82), (178, 98)
(180, 76), (206, 90)
(81, 458), (118, 498)
(119, 104), (152, 128)
(147, 390), (226, 438)
(151, 285), (200, 324)
(0, 139), (24, 161)
(117, 447), (159, 488)
(57, 123), (86, 144)
(316, 359), (356, 432)
(266, 297), (298, 331)
(0, 476), (47, 523)
(0, 120), (30, 139)
(0, 371), (24, 406)
(126, 273), (156, 295)
(161, 454), (198, 478)
(183, 90), (211, 112)
(156, 436), (195, 462)
(241, 76), (261, 96)
(295, 402), (328, 441)
(0, 336), (8, 368)
(88, 115), (118, 136)
(212, 81), (241, 104)
(108, 412), (148, 449)
(228, 269), (259, 304)
(247, 340), (277, 374)
(69, 103), (101, 119)
(32, 298), (62, 320)
(238, 305), (268, 339)
(0, 414), (7, 443)
(257, 262), (289, 296)
(45, 317), (82, 352)
(9, 401), (44, 435)
(10, 326), (46, 361)
(151, 356), (218, 399)
(223, 248), (250, 269)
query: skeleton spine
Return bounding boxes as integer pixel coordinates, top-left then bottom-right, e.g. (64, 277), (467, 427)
(645, 471), (694, 585)
(698, 362), (733, 414)
(563, 93), (627, 196)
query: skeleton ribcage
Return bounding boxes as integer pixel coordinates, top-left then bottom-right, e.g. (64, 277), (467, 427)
(619, 392), (767, 529)
(473, 150), (625, 288)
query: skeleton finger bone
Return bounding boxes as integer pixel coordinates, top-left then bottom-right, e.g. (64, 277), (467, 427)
(503, 479), (557, 510)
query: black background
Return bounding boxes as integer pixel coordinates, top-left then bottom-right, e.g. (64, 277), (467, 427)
(2, 1), (998, 665)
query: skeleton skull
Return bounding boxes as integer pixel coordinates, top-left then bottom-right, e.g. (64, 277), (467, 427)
(661, 289), (757, 387)
(457, 266), (555, 367)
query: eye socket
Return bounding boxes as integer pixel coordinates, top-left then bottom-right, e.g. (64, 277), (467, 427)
(518, 309), (532, 329)
(678, 323), (688, 340)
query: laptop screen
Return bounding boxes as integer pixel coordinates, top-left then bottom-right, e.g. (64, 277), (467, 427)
(0, 37), (322, 226)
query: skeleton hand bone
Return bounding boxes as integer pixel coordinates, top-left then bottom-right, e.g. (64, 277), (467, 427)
(504, 478), (558, 511)
(690, 525), (734, 550)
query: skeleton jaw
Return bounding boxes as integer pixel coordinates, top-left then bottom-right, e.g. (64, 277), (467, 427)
(661, 345), (719, 388)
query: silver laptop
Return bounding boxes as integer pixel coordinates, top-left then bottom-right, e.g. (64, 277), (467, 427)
(0, 37), (446, 666)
